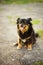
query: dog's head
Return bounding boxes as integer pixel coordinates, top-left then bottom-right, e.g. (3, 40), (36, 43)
(16, 18), (32, 34)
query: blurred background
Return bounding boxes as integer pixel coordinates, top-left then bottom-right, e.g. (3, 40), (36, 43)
(0, 0), (43, 4)
(0, 0), (43, 42)
(0, 0), (43, 65)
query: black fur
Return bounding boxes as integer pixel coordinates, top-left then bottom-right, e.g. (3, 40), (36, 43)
(16, 18), (38, 45)
(18, 27), (32, 39)
(17, 18), (33, 39)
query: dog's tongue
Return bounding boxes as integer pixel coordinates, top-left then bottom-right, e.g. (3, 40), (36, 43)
(20, 27), (25, 34)
(20, 27), (23, 31)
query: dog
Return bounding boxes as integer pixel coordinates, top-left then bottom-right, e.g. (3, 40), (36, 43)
(15, 18), (38, 50)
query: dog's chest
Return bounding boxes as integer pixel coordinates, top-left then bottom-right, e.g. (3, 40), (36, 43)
(22, 39), (26, 43)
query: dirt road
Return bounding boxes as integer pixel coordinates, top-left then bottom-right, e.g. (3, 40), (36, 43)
(0, 3), (43, 65)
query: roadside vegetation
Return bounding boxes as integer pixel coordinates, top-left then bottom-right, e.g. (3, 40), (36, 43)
(34, 61), (43, 65)
(36, 30), (43, 37)
(32, 19), (40, 25)
(0, 0), (43, 4)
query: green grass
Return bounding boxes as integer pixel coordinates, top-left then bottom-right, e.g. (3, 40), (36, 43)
(34, 61), (43, 65)
(9, 20), (16, 24)
(0, 8), (4, 11)
(0, 0), (43, 4)
(36, 30), (43, 37)
(32, 19), (40, 25)
(7, 16), (41, 26)
(7, 16), (12, 19)
(7, 16), (16, 24)
(7, 15), (21, 24)
(15, 16), (21, 18)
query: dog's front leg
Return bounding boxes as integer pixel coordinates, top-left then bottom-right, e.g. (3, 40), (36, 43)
(17, 38), (22, 49)
(27, 43), (32, 50)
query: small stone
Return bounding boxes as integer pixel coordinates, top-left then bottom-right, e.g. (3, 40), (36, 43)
(12, 59), (15, 61)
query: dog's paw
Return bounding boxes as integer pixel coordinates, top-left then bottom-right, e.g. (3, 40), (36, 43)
(17, 46), (21, 49)
(13, 43), (18, 46)
(17, 44), (22, 49)
(27, 44), (32, 50)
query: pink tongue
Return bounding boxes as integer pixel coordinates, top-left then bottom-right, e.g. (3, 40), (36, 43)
(20, 28), (23, 31)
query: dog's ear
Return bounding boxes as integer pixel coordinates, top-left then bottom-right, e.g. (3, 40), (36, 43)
(16, 18), (20, 24)
(27, 18), (32, 25)
(27, 18), (32, 21)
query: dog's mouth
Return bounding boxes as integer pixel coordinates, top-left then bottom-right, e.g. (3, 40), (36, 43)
(19, 25), (29, 34)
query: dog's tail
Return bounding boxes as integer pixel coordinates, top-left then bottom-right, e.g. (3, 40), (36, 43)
(35, 33), (39, 38)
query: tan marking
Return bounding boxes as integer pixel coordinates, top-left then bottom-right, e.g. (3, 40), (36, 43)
(17, 37), (22, 49)
(27, 44), (32, 50)
(21, 25), (29, 34)
(26, 36), (31, 40)
(17, 44), (22, 49)
(19, 25), (29, 34)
